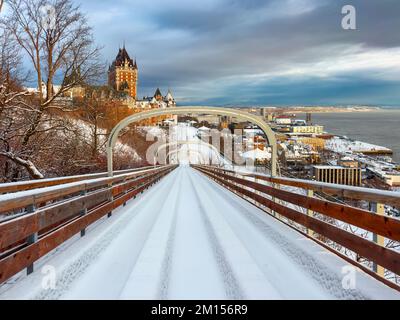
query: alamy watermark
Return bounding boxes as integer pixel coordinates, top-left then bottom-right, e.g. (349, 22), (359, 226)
(341, 265), (357, 290)
(342, 5), (357, 30)
(41, 264), (57, 290)
(40, 3), (56, 30)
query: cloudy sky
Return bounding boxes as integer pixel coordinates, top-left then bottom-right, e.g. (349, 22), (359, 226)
(80, 0), (400, 106)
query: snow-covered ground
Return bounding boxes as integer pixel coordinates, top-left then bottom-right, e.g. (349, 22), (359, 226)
(326, 137), (391, 154)
(0, 165), (398, 300)
(74, 118), (141, 161)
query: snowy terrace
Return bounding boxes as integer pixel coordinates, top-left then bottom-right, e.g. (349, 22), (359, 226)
(326, 137), (392, 155)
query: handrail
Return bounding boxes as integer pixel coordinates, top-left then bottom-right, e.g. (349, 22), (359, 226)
(199, 167), (400, 241)
(0, 165), (162, 194)
(210, 166), (400, 208)
(0, 165), (177, 284)
(0, 166), (168, 215)
(193, 165), (400, 289)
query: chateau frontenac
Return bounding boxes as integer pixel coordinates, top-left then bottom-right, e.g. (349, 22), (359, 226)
(108, 46), (138, 100)
(108, 46), (176, 109)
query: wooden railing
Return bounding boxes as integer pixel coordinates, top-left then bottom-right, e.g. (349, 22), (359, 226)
(192, 165), (400, 290)
(0, 165), (177, 284)
(0, 165), (162, 195)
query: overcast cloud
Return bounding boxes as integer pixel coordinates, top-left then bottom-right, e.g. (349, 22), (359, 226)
(80, 0), (400, 105)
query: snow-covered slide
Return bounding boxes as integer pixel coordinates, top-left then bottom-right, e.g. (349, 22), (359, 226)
(0, 166), (399, 300)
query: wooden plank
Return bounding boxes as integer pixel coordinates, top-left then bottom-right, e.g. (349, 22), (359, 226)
(196, 167), (400, 275)
(195, 165), (400, 207)
(224, 181), (400, 293)
(0, 190), (111, 251)
(38, 189), (111, 230)
(111, 173), (154, 197)
(0, 213), (37, 251)
(0, 170), (168, 250)
(0, 166), (162, 194)
(204, 168), (400, 242)
(0, 184), (85, 214)
(0, 201), (114, 283)
(0, 166), (173, 214)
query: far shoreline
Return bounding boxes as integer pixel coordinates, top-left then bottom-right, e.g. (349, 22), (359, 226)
(179, 105), (400, 114)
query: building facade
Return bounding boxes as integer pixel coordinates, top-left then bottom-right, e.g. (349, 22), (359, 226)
(313, 165), (362, 186)
(297, 137), (326, 151)
(108, 47), (138, 99)
(136, 88), (176, 109)
(292, 125), (324, 135)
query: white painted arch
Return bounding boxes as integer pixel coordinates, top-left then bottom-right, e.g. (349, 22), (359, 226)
(107, 107), (278, 176)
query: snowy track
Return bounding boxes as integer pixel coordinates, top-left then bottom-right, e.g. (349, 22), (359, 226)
(1, 166), (399, 300)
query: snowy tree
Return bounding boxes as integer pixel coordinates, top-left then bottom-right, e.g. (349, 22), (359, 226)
(0, 0), (102, 180)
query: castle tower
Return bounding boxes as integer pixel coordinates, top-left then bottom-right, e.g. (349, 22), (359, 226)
(154, 88), (163, 101)
(165, 89), (176, 107)
(108, 46), (138, 99)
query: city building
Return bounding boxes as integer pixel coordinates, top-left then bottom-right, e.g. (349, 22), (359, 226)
(280, 142), (320, 165)
(338, 156), (359, 168)
(292, 125), (324, 135)
(136, 88), (176, 109)
(366, 166), (400, 187)
(297, 137), (326, 151)
(275, 115), (293, 125)
(154, 88), (163, 101)
(313, 165), (362, 186)
(195, 115), (220, 126)
(108, 46), (138, 99)
(382, 172), (400, 186)
(293, 119), (307, 126)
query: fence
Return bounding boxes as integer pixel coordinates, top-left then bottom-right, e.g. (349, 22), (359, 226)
(0, 165), (162, 194)
(193, 165), (400, 291)
(0, 165), (177, 283)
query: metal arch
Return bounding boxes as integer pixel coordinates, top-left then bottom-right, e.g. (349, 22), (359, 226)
(107, 107), (278, 176)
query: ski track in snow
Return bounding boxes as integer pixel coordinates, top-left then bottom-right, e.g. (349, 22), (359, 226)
(163, 168), (232, 299)
(157, 210), (178, 300)
(118, 167), (183, 300)
(186, 170), (245, 300)
(150, 168), (182, 299)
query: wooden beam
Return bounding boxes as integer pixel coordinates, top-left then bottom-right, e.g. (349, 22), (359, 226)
(197, 165), (400, 207)
(197, 166), (400, 242)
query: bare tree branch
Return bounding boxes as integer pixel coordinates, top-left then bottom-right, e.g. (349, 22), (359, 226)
(0, 0), (103, 180)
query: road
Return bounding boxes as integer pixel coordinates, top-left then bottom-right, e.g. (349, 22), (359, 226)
(0, 166), (398, 300)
